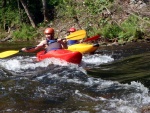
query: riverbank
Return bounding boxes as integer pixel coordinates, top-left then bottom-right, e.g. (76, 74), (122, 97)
(0, 0), (149, 43)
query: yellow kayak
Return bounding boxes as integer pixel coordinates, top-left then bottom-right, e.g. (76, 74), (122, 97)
(68, 43), (99, 54)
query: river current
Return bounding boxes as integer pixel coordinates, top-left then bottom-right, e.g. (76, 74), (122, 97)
(0, 42), (150, 113)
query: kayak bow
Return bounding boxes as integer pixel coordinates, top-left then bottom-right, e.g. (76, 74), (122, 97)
(36, 49), (82, 64)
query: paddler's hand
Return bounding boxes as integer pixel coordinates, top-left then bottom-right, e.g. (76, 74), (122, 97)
(79, 39), (84, 43)
(57, 38), (67, 43)
(57, 38), (68, 49)
(57, 38), (62, 42)
(21, 46), (37, 52)
(21, 47), (28, 52)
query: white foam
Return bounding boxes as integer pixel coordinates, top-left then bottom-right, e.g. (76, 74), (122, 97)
(116, 104), (138, 113)
(0, 59), (21, 71)
(83, 54), (114, 65)
(0, 54), (113, 72)
(0, 56), (82, 72)
(72, 78), (150, 112)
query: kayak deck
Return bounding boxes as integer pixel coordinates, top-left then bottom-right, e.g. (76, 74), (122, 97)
(36, 49), (82, 64)
(68, 43), (99, 54)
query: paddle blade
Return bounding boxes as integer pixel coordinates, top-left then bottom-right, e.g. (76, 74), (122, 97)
(0, 50), (19, 58)
(83, 35), (100, 42)
(66, 30), (86, 40)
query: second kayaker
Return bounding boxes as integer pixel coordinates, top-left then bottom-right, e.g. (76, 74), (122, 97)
(21, 27), (68, 53)
(67, 27), (78, 45)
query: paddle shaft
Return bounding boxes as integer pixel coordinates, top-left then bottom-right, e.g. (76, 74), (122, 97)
(83, 35), (100, 42)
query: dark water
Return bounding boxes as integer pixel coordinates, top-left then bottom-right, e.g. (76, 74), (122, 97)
(0, 42), (150, 113)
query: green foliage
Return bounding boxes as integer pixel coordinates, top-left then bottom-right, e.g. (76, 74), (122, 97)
(120, 15), (141, 40)
(0, 29), (7, 39)
(55, 0), (79, 18)
(13, 24), (38, 41)
(0, 0), (149, 42)
(101, 24), (122, 39)
(86, 27), (101, 37)
(84, 0), (113, 15)
(98, 16), (146, 41)
(99, 15), (145, 41)
(0, 6), (20, 29)
(77, 0), (147, 41)
(47, 0), (64, 6)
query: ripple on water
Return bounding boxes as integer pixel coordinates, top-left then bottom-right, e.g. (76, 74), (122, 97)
(0, 54), (149, 112)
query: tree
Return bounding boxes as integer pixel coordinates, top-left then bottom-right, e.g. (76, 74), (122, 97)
(41, 0), (49, 22)
(1, 0), (6, 7)
(20, 0), (36, 28)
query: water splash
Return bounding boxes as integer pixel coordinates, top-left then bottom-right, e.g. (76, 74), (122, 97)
(0, 54), (149, 113)
(0, 54), (113, 73)
(83, 54), (114, 65)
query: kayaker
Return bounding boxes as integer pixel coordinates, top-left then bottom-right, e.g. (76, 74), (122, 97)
(67, 27), (79, 45)
(21, 27), (68, 53)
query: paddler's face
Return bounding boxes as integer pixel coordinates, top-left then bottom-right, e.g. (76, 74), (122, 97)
(45, 34), (52, 40)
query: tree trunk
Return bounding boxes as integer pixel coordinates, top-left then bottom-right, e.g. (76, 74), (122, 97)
(17, 0), (22, 23)
(20, 0), (36, 28)
(41, 0), (49, 22)
(1, 0), (6, 7)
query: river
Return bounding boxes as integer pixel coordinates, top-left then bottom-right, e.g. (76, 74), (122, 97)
(0, 42), (150, 113)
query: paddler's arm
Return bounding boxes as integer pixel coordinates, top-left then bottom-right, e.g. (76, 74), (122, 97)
(21, 40), (46, 53)
(57, 38), (68, 49)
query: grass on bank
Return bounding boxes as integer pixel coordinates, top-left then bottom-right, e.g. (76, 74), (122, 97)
(0, 0), (149, 43)
(2, 14), (146, 42)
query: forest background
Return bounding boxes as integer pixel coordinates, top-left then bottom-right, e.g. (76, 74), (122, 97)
(0, 0), (149, 45)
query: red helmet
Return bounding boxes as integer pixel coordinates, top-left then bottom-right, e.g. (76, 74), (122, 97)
(44, 28), (54, 34)
(68, 28), (76, 32)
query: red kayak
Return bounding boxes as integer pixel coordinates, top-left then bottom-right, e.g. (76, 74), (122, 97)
(36, 49), (82, 64)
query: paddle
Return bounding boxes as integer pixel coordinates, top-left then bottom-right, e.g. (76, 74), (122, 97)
(0, 30), (86, 58)
(83, 35), (100, 42)
(65, 30), (86, 40)
(0, 47), (35, 59)
(0, 50), (20, 58)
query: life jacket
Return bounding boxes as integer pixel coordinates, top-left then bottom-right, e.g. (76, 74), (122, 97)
(46, 39), (62, 52)
(67, 40), (78, 45)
